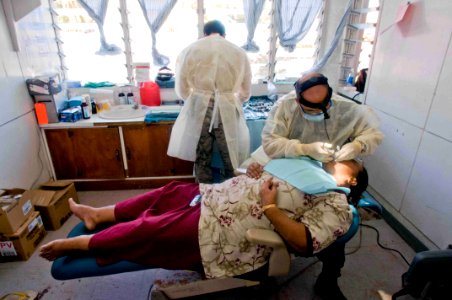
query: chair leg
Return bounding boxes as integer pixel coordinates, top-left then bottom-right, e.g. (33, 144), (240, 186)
(391, 287), (410, 300)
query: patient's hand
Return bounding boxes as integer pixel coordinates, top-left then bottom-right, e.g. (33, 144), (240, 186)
(246, 162), (264, 179)
(259, 177), (279, 206)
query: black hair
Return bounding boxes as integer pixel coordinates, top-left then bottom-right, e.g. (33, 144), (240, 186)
(348, 165), (369, 206)
(203, 20), (226, 36)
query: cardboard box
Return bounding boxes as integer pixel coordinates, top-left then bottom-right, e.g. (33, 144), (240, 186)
(0, 188), (34, 234)
(21, 180), (78, 230)
(0, 212), (47, 262)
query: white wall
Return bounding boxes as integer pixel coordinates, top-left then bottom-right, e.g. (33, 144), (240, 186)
(364, 0), (452, 249)
(0, 2), (58, 190)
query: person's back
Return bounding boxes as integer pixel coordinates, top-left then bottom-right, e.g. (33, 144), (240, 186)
(176, 35), (249, 95)
(169, 20), (252, 183)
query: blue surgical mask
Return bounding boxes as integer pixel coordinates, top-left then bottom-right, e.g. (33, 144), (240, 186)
(302, 112), (325, 122)
(301, 100), (333, 122)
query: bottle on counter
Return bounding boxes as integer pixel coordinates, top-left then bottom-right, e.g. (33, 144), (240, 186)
(81, 101), (91, 119)
(91, 99), (97, 114)
(127, 92), (135, 105)
(118, 92), (126, 105)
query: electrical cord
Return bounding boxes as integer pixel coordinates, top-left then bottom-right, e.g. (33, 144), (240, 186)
(360, 223), (411, 266)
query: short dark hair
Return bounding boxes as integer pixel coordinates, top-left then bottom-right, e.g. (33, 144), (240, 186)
(203, 20), (225, 36)
(348, 165), (369, 206)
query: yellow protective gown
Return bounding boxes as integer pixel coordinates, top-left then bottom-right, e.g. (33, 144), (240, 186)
(167, 35), (252, 169)
(262, 91), (384, 158)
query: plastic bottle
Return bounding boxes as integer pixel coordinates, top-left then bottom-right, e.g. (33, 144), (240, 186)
(140, 81), (161, 106)
(346, 73), (354, 86)
(118, 92), (126, 105)
(127, 92), (135, 105)
(81, 101), (91, 119)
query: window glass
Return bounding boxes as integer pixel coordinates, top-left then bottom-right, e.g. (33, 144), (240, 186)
(54, 0), (126, 83)
(203, 0), (271, 83)
(274, 13), (321, 81)
(128, 0), (198, 79)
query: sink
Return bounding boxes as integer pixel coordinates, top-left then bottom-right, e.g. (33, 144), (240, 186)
(98, 105), (149, 119)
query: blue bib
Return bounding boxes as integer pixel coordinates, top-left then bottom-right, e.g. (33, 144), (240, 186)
(264, 157), (350, 195)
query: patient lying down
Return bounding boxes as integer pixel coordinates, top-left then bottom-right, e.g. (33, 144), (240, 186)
(40, 160), (367, 279)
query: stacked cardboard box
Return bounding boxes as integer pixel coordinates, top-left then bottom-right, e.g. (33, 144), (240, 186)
(0, 189), (46, 262)
(22, 180), (79, 231)
(0, 212), (46, 262)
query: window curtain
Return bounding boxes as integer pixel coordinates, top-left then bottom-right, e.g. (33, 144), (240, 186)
(77, 0), (121, 55)
(138, 0), (177, 66)
(275, 0), (323, 52)
(242, 0), (266, 52)
(307, 0), (353, 73)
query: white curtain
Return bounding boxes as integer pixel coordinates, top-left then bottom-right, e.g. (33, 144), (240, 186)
(138, 0), (177, 66)
(77, 0), (121, 55)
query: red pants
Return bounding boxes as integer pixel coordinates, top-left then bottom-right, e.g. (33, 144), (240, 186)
(89, 181), (203, 271)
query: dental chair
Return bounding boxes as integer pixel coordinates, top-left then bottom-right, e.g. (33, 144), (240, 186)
(51, 197), (382, 299)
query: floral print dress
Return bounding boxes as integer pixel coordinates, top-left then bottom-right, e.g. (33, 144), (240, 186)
(198, 174), (352, 278)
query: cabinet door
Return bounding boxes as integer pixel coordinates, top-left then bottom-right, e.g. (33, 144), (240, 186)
(45, 128), (124, 179)
(123, 124), (193, 177)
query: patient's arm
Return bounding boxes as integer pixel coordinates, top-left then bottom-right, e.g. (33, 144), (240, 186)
(259, 178), (309, 254)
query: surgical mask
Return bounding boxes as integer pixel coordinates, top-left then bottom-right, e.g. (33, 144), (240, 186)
(301, 100), (333, 122)
(302, 111), (325, 122)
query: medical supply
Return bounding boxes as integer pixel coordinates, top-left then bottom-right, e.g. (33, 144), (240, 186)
(96, 100), (111, 112)
(91, 99), (97, 114)
(127, 92), (135, 105)
(81, 101), (91, 119)
(264, 157), (350, 195)
(133, 62), (150, 83)
(59, 107), (82, 122)
(140, 81), (161, 106)
(67, 97), (83, 108)
(118, 92), (126, 105)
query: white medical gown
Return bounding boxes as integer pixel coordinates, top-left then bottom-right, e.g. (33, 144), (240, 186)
(262, 91), (384, 158)
(167, 35), (252, 169)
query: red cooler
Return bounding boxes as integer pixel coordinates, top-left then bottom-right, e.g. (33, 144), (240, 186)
(140, 81), (161, 106)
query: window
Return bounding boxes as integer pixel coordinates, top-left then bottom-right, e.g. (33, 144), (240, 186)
(340, 0), (380, 85)
(53, 0), (324, 85)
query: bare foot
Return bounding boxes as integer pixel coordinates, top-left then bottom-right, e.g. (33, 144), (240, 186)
(40, 236), (91, 261)
(39, 239), (74, 261)
(69, 198), (97, 230)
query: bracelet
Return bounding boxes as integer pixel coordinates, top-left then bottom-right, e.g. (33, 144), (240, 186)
(262, 204), (277, 212)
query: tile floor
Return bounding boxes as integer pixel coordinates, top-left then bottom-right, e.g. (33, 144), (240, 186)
(0, 189), (417, 300)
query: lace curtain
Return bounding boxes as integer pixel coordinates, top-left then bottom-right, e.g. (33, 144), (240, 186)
(77, 0), (121, 55)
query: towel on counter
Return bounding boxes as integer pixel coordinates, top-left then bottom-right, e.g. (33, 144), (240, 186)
(144, 111), (179, 123)
(264, 157), (350, 195)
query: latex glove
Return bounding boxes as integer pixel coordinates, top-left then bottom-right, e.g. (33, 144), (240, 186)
(334, 141), (362, 161)
(298, 142), (335, 162)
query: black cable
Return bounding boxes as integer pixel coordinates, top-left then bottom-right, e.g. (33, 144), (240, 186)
(324, 118), (331, 142)
(360, 223), (411, 266)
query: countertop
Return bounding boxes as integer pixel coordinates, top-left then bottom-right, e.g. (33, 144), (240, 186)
(40, 105), (183, 128)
